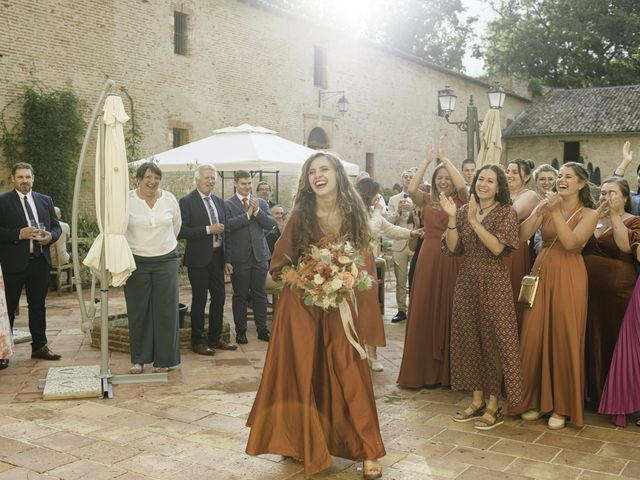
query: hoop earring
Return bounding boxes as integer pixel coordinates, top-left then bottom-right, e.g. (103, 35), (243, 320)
(306, 187), (314, 194)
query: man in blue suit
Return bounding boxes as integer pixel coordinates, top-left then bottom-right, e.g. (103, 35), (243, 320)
(225, 170), (276, 344)
(178, 164), (237, 355)
(0, 162), (62, 367)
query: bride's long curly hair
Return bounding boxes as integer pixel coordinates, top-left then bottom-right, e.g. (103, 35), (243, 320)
(290, 151), (372, 251)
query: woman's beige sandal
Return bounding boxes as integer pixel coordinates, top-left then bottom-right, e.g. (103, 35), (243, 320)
(474, 407), (504, 430)
(363, 460), (382, 479)
(453, 402), (486, 423)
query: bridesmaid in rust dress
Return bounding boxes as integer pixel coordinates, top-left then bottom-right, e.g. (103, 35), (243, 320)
(441, 164), (522, 431)
(515, 162), (598, 429)
(504, 159), (538, 326)
(246, 152), (385, 479)
(397, 137), (468, 389)
(583, 177), (640, 406)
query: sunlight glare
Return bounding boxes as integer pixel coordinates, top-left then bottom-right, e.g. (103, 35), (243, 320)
(321, 0), (387, 36)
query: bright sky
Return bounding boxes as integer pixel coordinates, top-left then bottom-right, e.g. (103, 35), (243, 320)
(461, 0), (496, 77)
(319, 0), (496, 78)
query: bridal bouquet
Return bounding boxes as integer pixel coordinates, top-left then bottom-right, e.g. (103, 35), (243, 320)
(278, 239), (374, 311)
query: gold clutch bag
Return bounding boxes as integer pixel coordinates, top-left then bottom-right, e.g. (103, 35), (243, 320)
(517, 275), (539, 308)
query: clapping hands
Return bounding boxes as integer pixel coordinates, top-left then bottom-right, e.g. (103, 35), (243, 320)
(440, 192), (457, 218)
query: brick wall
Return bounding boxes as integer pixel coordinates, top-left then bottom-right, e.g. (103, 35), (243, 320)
(0, 0), (529, 213)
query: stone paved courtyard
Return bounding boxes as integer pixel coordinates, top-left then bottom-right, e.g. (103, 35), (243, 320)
(1, 281), (640, 480)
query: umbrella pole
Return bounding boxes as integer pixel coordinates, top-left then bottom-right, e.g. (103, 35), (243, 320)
(97, 116), (112, 396)
(72, 79), (115, 332)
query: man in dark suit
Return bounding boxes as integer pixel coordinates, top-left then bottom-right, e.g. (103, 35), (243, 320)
(0, 162), (62, 367)
(256, 181), (276, 209)
(178, 164), (237, 355)
(225, 170), (276, 344)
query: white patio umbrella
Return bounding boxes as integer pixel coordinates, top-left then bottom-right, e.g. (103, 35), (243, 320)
(83, 96), (136, 287)
(130, 123), (359, 175)
(475, 109), (503, 167)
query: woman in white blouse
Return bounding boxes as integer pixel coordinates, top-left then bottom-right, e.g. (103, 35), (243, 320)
(356, 177), (422, 371)
(125, 163), (182, 374)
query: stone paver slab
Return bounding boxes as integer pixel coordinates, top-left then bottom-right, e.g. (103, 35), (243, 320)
(2, 447), (76, 473)
(47, 459), (125, 480)
(535, 432), (604, 453)
(553, 450), (626, 475)
(0, 467), (60, 479)
(31, 431), (96, 452)
(442, 446), (517, 471)
(506, 458), (581, 480)
(457, 466), (534, 479)
(489, 438), (560, 462)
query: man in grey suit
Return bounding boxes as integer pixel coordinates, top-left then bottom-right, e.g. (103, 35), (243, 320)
(225, 170), (276, 344)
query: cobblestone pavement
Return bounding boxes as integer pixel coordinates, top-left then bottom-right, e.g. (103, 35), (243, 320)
(1, 282), (640, 480)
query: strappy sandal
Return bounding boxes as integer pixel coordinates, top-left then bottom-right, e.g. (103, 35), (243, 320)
(452, 401), (486, 423)
(474, 407), (504, 431)
(636, 418), (640, 427)
(363, 460), (382, 479)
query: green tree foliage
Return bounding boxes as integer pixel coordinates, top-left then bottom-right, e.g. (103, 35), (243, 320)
(480, 0), (640, 88)
(1, 84), (85, 215)
(257, 0), (476, 71)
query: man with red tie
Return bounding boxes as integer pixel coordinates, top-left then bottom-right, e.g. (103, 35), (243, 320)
(224, 170), (276, 344)
(0, 162), (62, 367)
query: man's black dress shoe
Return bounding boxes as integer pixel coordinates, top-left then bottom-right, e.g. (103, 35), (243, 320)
(192, 344), (215, 356)
(209, 340), (238, 351)
(31, 346), (62, 360)
(0, 359), (8, 369)
(257, 330), (270, 342)
(236, 331), (248, 344)
(391, 311), (407, 323)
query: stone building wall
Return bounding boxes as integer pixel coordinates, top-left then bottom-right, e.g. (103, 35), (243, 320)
(1, 0), (529, 212)
(505, 134), (640, 188)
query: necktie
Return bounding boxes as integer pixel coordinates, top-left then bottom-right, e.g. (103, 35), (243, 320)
(242, 197), (249, 211)
(23, 196), (41, 257)
(204, 196), (219, 242)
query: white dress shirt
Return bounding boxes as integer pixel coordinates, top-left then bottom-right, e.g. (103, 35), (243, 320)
(199, 190), (222, 248)
(16, 190), (39, 224)
(236, 192), (254, 218)
(126, 189), (182, 257)
(17, 190), (39, 253)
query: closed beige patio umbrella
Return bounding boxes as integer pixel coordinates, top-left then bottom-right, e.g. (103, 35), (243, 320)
(475, 109), (503, 167)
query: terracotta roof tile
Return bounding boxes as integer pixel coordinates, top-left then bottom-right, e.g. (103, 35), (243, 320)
(503, 85), (640, 137)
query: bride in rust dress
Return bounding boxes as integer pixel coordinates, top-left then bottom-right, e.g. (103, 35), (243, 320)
(397, 136), (468, 388)
(583, 177), (640, 406)
(246, 152), (385, 479)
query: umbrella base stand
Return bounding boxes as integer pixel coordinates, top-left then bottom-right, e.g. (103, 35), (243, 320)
(40, 365), (169, 400)
(101, 373), (169, 399)
(42, 365), (103, 400)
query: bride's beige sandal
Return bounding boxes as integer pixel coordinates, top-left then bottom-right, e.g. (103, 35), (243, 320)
(453, 401), (486, 423)
(363, 460), (382, 479)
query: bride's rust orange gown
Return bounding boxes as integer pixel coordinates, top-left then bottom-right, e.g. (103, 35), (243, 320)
(246, 213), (386, 475)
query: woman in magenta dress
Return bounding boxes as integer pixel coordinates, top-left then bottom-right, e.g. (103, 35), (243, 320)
(600, 262), (640, 427)
(397, 137), (468, 388)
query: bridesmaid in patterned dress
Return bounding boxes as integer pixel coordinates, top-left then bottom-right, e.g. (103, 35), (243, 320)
(441, 164), (522, 430)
